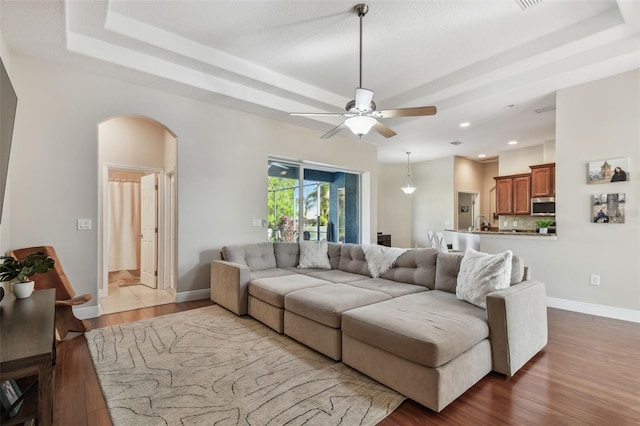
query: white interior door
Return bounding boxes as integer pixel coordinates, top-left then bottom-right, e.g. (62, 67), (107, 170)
(141, 173), (157, 288)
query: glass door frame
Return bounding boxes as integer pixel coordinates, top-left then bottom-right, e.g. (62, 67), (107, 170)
(268, 156), (363, 244)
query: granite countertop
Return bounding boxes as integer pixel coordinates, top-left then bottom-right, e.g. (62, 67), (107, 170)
(446, 229), (556, 237)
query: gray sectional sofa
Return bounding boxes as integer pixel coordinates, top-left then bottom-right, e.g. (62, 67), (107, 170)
(210, 241), (548, 412)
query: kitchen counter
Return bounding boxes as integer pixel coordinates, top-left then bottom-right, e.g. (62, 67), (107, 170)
(446, 229), (556, 237)
(444, 229), (557, 252)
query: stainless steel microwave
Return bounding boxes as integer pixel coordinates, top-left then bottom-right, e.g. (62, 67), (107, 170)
(531, 197), (555, 216)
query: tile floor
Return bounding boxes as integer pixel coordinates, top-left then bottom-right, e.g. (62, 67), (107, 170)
(100, 282), (175, 314)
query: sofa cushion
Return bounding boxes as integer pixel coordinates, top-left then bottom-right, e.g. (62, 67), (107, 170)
(456, 249), (512, 309)
(222, 243), (276, 271)
(347, 278), (429, 297)
(434, 252), (464, 293)
(250, 268), (296, 281)
(304, 269), (368, 283)
(273, 242), (299, 268)
(337, 244), (370, 276)
(327, 242), (342, 269)
(298, 240), (331, 269)
(380, 248), (439, 289)
(249, 275), (332, 308)
(285, 284), (391, 328)
(342, 291), (489, 368)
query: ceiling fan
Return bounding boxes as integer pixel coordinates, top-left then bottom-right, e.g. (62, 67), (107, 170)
(290, 4), (437, 139)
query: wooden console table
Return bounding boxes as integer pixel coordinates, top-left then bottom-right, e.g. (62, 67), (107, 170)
(0, 288), (56, 426)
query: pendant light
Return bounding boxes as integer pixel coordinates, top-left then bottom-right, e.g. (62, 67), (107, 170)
(401, 152), (416, 195)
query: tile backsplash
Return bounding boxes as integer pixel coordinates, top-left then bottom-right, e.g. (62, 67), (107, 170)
(498, 215), (554, 231)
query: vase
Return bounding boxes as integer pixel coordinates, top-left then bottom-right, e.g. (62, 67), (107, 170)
(12, 281), (35, 298)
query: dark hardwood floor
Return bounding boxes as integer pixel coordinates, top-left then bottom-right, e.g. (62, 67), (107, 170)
(54, 301), (640, 426)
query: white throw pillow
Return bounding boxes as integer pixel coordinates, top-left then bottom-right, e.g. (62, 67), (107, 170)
(297, 240), (331, 269)
(456, 248), (513, 309)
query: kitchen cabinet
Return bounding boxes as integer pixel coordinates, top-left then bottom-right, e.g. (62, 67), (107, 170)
(530, 163), (555, 197)
(495, 173), (531, 215)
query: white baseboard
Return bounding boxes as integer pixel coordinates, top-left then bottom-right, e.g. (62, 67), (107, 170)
(73, 304), (101, 320)
(175, 288), (211, 303)
(547, 297), (640, 323)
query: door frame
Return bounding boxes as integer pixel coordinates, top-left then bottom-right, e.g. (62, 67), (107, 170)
(100, 163), (166, 298)
(164, 169), (177, 295)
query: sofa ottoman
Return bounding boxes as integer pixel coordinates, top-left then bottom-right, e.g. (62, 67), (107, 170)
(341, 290), (492, 412)
(284, 284), (392, 360)
(248, 274), (332, 333)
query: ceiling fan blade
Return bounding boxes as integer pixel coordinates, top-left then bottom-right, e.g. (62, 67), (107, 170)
(320, 122), (346, 139)
(290, 112), (345, 117)
(373, 121), (397, 138)
(377, 106), (437, 118)
(355, 88), (374, 111)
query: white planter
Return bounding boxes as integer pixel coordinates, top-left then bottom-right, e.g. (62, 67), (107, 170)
(539, 228), (548, 234)
(12, 281), (35, 298)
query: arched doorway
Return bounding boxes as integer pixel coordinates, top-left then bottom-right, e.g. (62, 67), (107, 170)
(97, 116), (178, 314)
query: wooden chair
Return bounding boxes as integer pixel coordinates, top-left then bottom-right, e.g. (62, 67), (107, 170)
(10, 246), (92, 341)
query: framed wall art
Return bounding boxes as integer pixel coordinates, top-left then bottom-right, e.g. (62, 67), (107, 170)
(0, 379), (23, 418)
(587, 157), (629, 184)
(592, 193), (625, 224)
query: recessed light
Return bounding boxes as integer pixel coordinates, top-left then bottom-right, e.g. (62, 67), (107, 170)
(503, 104), (518, 110)
(478, 154), (487, 158)
(508, 140), (518, 145)
(459, 122), (470, 128)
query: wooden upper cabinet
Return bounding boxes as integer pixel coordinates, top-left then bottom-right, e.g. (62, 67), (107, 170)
(494, 173), (531, 215)
(495, 177), (514, 215)
(513, 175), (531, 214)
(530, 163), (556, 197)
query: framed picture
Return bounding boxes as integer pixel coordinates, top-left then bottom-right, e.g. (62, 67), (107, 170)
(587, 157), (629, 184)
(460, 206), (469, 213)
(592, 193), (625, 224)
(0, 379), (23, 418)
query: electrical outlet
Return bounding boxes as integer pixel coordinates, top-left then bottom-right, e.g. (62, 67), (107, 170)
(590, 274), (600, 286)
(503, 221), (508, 227)
(251, 219), (261, 227)
(77, 218), (92, 230)
(512, 220), (518, 227)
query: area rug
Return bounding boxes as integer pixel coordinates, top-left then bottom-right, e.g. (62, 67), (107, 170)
(86, 305), (405, 426)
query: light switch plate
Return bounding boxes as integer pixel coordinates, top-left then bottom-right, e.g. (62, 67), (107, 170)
(77, 218), (92, 230)
(251, 219), (262, 227)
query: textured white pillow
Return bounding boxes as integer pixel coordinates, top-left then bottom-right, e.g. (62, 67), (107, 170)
(297, 240), (331, 269)
(456, 248), (513, 309)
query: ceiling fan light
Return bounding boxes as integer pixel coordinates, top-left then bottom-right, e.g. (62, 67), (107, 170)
(345, 116), (376, 137)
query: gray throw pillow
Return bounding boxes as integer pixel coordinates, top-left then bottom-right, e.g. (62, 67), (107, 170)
(298, 240), (331, 269)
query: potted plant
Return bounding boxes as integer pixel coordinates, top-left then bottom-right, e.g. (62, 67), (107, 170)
(536, 219), (553, 234)
(0, 251), (55, 298)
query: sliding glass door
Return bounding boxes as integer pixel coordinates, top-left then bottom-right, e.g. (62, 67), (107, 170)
(267, 159), (360, 243)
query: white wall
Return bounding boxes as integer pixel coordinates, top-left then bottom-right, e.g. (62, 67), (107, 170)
(377, 163), (412, 248)
(499, 145), (544, 175)
(484, 70), (639, 315)
(411, 157), (455, 248)
(7, 55), (378, 307)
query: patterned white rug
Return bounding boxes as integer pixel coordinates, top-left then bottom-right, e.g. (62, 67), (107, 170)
(86, 305), (404, 426)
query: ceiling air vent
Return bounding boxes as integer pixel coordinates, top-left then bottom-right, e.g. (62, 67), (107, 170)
(515, 0), (542, 10)
(450, 141), (463, 146)
(535, 105), (556, 114)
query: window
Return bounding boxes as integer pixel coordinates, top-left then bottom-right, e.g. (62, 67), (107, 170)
(267, 159), (360, 243)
